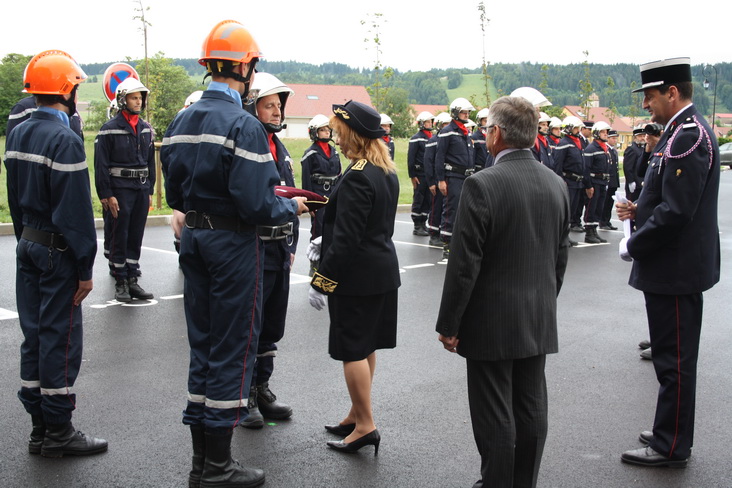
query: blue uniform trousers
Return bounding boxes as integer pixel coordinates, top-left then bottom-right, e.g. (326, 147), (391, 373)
(441, 176), (465, 243)
(583, 181), (607, 225)
(180, 227), (263, 433)
(411, 176), (431, 225)
(428, 191), (444, 239)
(645, 292), (702, 461)
(252, 268), (291, 385)
(16, 238), (82, 425)
(106, 187), (149, 279)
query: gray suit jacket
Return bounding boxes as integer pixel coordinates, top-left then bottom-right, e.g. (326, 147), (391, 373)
(435, 149), (570, 361)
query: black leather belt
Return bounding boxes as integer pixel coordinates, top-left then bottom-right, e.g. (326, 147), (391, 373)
(445, 163), (475, 176)
(257, 222), (294, 241)
(562, 171), (583, 182)
(110, 167), (149, 178)
(311, 174), (339, 186)
(21, 227), (68, 250)
(184, 211), (291, 240)
(590, 172), (610, 180)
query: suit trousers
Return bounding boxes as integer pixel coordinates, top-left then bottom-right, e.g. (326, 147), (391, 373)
(644, 292), (702, 460)
(466, 355), (548, 488)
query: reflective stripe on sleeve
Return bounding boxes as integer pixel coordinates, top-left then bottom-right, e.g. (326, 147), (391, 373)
(5, 151), (87, 173)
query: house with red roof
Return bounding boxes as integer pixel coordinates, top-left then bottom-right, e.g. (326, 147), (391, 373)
(282, 84), (373, 138)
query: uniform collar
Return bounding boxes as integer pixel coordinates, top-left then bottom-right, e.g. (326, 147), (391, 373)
(37, 106), (69, 127)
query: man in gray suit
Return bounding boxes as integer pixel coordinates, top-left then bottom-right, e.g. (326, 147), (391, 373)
(436, 96), (570, 488)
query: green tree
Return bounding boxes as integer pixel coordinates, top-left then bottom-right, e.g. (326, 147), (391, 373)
(382, 87), (414, 138)
(628, 81), (641, 126)
(578, 51), (594, 121)
(603, 76), (619, 124)
(0, 53), (32, 136)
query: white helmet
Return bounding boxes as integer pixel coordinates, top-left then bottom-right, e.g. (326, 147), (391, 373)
(435, 112), (452, 126)
(538, 112), (551, 123)
(308, 114), (331, 142)
(248, 72), (294, 133)
(449, 97), (475, 120)
(416, 111), (434, 123)
(184, 90), (204, 108)
(591, 121), (612, 139)
(562, 115), (584, 134)
(116, 77), (149, 114)
(380, 113), (394, 125)
(475, 108), (490, 127)
(549, 116), (563, 129)
(465, 119), (476, 128)
(510, 87), (551, 108)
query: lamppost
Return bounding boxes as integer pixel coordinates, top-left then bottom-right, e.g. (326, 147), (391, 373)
(703, 64), (717, 133)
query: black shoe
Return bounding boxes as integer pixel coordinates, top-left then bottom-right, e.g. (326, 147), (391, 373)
(115, 278), (132, 302)
(189, 424), (205, 488)
(201, 431), (264, 488)
(128, 276), (153, 300)
(240, 387), (264, 429)
(621, 446), (687, 468)
(599, 223), (618, 230)
(41, 422), (108, 457)
(412, 224), (429, 236)
(570, 224), (585, 233)
(255, 383), (292, 420)
(639, 431), (653, 446)
(428, 236), (443, 247)
(638, 339), (651, 349)
(324, 423), (356, 437)
(28, 415), (45, 454)
(327, 429), (380, 455)
(640, 348), (652, 360)
(584, 229), (602, 244)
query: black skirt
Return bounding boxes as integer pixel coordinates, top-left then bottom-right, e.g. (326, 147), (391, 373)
(328, 290), (398, 361)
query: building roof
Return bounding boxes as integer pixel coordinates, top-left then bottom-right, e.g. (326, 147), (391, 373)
(563, 105), (634, 133)
(411, 104), (448, 116)
(286, 84), (372, 118)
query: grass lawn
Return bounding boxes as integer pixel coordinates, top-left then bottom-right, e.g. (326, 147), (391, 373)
(1, 134), (417, 224)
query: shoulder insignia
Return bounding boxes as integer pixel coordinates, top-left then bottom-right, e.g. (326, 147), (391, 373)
(312, 272), (337, 293)
(682, 123), (696, 130)
(352, 159), (368, 171)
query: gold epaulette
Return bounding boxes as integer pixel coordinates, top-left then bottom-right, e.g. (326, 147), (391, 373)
(312, 272), (338, 293)
(351, 159), (368, 171)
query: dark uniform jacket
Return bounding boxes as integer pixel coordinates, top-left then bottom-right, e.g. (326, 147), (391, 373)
(435, 120), (475, 182)
(407, 129), (431, 177)
(383, 135), (395, 161)
(553, 135), (586, 189)
(423, 134), (439, 187)
(94, 112), (156, 199)
(4, 109), (97, 280)
(608, 144), (620, 188)
(623, 142), (646, 200)
(264, 133), (299, 272)
(301, 142), (341, 196)
(435, 150), (570, 360)
(311, 159), (401, 296)
(7, 95), (84, 140)
(471, 129), (489, 170)
(628, 104), (720, 295)
(582, 139), (611, 186)
(532, 134), (554, 169)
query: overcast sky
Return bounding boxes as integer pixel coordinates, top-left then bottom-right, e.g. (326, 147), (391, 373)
(1, 0), (726, 73)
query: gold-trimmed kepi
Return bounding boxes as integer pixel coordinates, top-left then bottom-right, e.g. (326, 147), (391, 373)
(632, 57), (692, 92)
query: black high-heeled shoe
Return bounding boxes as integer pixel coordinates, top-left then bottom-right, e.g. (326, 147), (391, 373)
(324, 423), (355, 437)
(327, 429), (380, 455)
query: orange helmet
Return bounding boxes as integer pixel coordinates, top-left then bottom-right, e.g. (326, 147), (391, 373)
(23, 50), (87, 95)
(199, 20), (262, 68)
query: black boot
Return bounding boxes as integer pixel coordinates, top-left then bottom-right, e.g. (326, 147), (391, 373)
(128, 276), (154, 300)
(240, 387), (264, 429)
(201, 431), (264, 488)
(40, 421), (108, 458)
(428, 235), (443, 247)
(584, 225), (601, 244)
(189, 424), (206, 488)
(115, 278), (131, 302)
(412, 223), (429, 236)
(592, 226), (607, 243)
(256, 382), (292, 420)
(29, 415), (45, 454)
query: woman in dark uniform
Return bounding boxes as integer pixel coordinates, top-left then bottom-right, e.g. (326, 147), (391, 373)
(308, 100), (400, 455)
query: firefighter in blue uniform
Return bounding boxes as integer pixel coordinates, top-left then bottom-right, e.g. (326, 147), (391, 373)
(380, 113), (395, 160)
(436, 98), (475, 259)
(600, 129), (620, 230)
(548, 117), (563, 146)
(553, 116), (588, 237)
(623, 126), (648, 201)
(4, 50), (107, 458)
(424, 112), (450, 248)
(94, 77), (155, 302)
(7, 94), (84, 139)
(240, 72), (298, 429)
(532, 111), (554, 168)
(581, 121), (612, 244)
(617, 57), (720, 469)
(407, 111), (434, 237)
(161, 20), (308, 488)
(471, 108), (493, 171)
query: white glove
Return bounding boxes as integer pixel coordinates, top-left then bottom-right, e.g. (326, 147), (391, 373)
(619, 237), (632, 262)
(309, 287), (327, 311)
(629, 182), (636, 193)
(306, 236), (322, 262)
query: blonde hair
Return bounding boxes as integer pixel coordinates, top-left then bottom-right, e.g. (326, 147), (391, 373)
(330, 116), (396, 174)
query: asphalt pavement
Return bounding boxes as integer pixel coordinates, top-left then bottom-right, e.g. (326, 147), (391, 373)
(1, 172), (731, 487)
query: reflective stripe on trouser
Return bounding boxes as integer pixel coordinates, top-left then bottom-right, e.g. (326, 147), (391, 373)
(180, 227), (264, 432)
(107, 188), (149, 280)
(428, 192), (444, 237)
(16, 239), (82, 425)
(441, 176), (466, 243)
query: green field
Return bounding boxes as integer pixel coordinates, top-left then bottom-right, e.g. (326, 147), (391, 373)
(1, 135), (416, 224)
(445, 73), (500, 109)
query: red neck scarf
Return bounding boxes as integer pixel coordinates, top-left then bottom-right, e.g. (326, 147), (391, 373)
(536, 134), (548, 149)
(122, 111), (139, 134)
(454, 120), (468, 136)
(267, 134), (278, 162)
(316, 140), (331, 158)
(597, 140), (608, 152)
(567, 134), (582, 149)
(422, 129), (432, 138)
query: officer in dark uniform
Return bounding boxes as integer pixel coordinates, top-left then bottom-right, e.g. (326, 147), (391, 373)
(617, 57), (720, 468)
(424, 112), (450, 248)
(436, 98), (476, 259)
(161, 20), (308, 488)
(600, 129), (620, 230)
(553, 116), (588, 236)
(471, 108), (492, 172)
(407, 111), (434, 236)
(301, 114), (342, 244)
(532, 112), (554, 168)
(94, 77), (155, 302)
(5, 50), (107, 458)
(7, 95), (84, 139)
(240, 72), (298, 429)
(581, 121), (612, 244)
(623, 126), (648, 201)
(580, 121), (593, 149)
(380, 113), (395, 160)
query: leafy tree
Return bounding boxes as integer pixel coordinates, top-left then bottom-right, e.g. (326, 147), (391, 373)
(447, 70), (463, 90)
(382, 87), (414, 138)
(0, 53), (32, 136)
